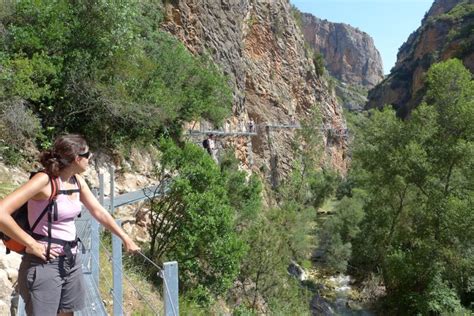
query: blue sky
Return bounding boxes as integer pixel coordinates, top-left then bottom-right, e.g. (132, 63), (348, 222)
(290, 0), (434, 74)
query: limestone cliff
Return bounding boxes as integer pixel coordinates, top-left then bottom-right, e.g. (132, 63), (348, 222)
(366, 0), (474, 117)
(162, 0), (348, 176)
(299, 13), (384, 89)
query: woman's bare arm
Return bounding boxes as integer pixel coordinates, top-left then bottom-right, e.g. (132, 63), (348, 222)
(77, 175), (140, 253)
(0, 172), (56, 260)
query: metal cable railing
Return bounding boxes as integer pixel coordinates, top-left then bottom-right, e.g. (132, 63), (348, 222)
(89, 248), (126, 313)
(135, 250), (179, 316)
(94, 176), (178, 316)
(98, 239), (164, 315)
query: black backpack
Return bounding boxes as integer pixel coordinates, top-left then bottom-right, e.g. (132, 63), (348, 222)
(202, 139), (209, 149)
(0, 171), (81, 258)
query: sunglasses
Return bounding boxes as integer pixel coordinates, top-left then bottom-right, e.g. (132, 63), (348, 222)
(78, 151), (91, 159)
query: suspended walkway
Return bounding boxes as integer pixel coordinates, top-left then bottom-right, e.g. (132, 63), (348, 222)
(187, 122), (349, 139)
(187, 122), (348, 169)
(16, 171), (177, 316)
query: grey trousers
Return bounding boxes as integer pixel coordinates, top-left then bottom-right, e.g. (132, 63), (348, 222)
(18, 253), (85, 315)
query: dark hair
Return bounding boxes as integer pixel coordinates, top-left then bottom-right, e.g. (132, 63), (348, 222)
(40, 134), (88, 176)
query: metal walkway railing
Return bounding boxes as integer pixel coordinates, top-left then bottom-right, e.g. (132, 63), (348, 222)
(17, 173), (178, 316)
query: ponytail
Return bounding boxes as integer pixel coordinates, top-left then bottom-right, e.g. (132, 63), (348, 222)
(39, 134), (88, 176)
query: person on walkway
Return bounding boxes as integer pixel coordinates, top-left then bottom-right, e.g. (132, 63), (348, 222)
(202, 134), (218, 163)
(209, 136), (219, 164)
(224, 120), (230, 133)
(248, 119), (255, 133)
(289, 114), (296, 126)
(202, 134), (213, 156)
(208, 134), (219, 163)
(0, 134), (140, 316)
(239, 118), (245, 132)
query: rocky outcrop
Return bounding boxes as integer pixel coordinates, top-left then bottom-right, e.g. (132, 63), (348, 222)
(0, 244), (22, 315)
(162, 0), (348, 175)
(366, 0), (474, 117)
(300, 13), (384, 89)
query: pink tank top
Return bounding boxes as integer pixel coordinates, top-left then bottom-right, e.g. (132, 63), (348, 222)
(28, 177), (82, 255)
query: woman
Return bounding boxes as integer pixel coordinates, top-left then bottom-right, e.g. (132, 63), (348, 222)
(0, 134), (140, 315)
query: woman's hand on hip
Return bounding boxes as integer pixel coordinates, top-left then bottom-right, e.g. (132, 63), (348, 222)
(25, 242), (60, 261)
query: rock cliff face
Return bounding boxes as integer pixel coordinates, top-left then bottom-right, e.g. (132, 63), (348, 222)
(366, 0), (474, 117)
(300, 13), (384, 89)
(162, 0), (348, 175)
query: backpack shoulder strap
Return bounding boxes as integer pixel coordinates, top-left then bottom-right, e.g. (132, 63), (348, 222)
(30, 173), (58, 232)
(29, 170), (58, 198)
(73, 175), (81, 190)
(57, 175), (81, 195)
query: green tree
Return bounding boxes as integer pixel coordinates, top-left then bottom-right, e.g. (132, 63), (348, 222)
(350, 59), (473, 313)
(219, 149), (262, 230)
(281, 107), (339, 210)
(319, 192), (365, 273)
(235, 209), (312, 315)
(146, 139), (245, 304)
(234, 107), (339, 314)
(275, 107), (339, 260)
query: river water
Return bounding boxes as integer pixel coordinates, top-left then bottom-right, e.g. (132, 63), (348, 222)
(328, 275), (374, 316)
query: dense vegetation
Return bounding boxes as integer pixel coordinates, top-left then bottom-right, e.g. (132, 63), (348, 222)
(1, 1), (472, 315)
(322, 59), (473, 314)
(138, 110), (337, 313)
(0, 1), (335, 314)
(235, 109), (338, 314)
(0, 0), (231, 162)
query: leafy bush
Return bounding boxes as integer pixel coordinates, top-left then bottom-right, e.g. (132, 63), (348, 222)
(312, 52), (325, 77)
(0, 98), (41, 149)
(235, 209), (313, 314)
(436, 1), (474, 22)
(149, 139), (261, 305)
(319, 194), (365, 273)
(219, 149), (262, 229)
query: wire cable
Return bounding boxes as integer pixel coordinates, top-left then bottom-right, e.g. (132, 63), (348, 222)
(89, 249), (126, 313)
(136, 251), (177, 316)
(99, 239), (162, 315)
(136, 250), (163, 271)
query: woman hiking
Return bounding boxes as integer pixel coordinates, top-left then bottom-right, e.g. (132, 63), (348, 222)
(0, 134), (140, 315)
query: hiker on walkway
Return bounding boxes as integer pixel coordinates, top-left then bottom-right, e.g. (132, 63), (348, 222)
(203, 134), (218, 163)
(239, 118), (246, 132)
(0, 134), (140, 316)
(248, 119), (255, 133)
(202, 133), (214, 156)
(289, 114), (296, 126)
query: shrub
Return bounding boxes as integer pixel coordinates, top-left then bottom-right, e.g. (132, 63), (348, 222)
(146, 139), (245, 302)
(312, 52), (325, 77)
(0, 98), (41, 149)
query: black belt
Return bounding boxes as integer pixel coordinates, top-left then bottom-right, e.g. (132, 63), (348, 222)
(31, 233), (83, 260)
